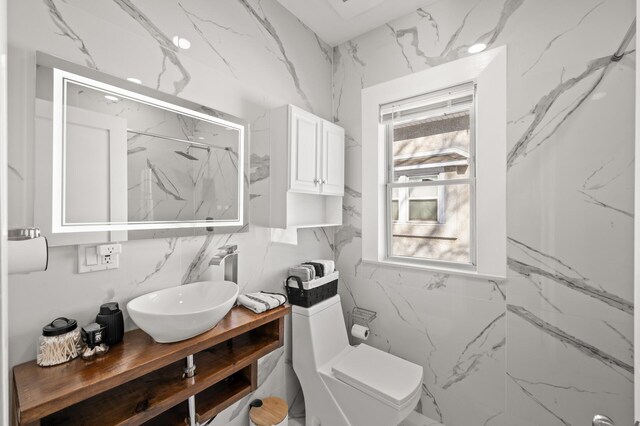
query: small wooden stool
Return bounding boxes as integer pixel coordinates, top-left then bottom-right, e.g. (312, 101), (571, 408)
(249, 397), (288, 426)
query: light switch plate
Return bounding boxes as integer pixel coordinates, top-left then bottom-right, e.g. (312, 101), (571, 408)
(85, 246), (98, 266)
(78, 244), (120, 274)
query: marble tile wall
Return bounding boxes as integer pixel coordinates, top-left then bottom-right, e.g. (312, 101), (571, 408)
(333, 0), (635, 425)
(7, 0), (333, 423)
(6, 1), (636, 425)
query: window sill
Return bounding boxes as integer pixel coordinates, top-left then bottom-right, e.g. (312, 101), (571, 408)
(362, 258), (506, 281)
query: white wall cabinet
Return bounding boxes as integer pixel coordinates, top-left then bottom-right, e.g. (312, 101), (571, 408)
(289, 106), (322, 193)
(288, 106), (345, 196)
(321, 121), (345, 196)
(266, 104), (345, 229)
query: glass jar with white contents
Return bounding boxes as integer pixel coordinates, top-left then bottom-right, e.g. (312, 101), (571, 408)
(37, 317), (82, 367)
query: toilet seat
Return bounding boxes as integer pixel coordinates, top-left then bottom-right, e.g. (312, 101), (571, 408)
(331, 344), (422, 409)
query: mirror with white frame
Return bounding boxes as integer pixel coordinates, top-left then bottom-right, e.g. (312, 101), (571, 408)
(34, 53), (249, 245)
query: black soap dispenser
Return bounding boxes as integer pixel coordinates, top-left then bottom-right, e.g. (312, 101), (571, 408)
(96, 302), (124, 345)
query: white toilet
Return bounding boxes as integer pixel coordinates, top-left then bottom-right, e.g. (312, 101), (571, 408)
(292, 295), (423, 426)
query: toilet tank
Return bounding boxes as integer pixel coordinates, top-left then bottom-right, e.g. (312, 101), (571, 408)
(292, 295), (350, 369)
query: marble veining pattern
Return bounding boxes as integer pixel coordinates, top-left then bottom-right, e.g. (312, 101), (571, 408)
(237, 0), (314, 113)
(508, 304), (632, 375)
(332, 0), (635, 424)
(5, 0), (636, 424)
(507, 50), (628, 169)
(180, 2), (241, 80)
(8, 0), (333, 424)
(112, 0), (191, 95)
(130, 238), (178, 286)
(43, 0), (97, 69)
(507, 257), (633, 315)
(442, 312), (505, 389)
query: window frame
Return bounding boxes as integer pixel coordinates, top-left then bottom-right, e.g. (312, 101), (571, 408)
(407, 174), (442, 223)
(361, 46), (507, 280)
(385, 89), (477, 269)
(391, 175), (442, 224)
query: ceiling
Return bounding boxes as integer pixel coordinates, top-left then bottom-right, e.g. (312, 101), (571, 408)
(276, 0), (441, 46)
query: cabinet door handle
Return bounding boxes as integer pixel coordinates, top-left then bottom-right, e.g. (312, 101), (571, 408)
(321, 180), (326, 184)
(313, 179), (319, 185)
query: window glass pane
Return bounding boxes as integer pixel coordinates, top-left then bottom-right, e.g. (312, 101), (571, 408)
(391, 112), (472, 182)
(409, 200), (438, 221)
(386, 84), (474, 265)
(409, 186), (438, 199)
(390, 183), (471, 264)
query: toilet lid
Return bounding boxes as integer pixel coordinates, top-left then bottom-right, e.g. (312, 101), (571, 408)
(331, 344), (423, 407)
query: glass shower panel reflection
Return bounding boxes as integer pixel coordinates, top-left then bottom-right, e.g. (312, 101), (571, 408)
(61, 81), (240, 225)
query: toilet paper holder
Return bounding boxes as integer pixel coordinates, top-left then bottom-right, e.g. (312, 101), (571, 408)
(8, 227), (49, 274)
(351, 306), (377, 328)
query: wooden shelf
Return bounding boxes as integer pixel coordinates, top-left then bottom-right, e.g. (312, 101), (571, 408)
(40, 333), (277, 425)
(196, 363), (255, 423)
(143, 367), (253, 426)
(141, 401), (189, 426)
(14, 305), (289, 425)
(40, 356), (188, 426)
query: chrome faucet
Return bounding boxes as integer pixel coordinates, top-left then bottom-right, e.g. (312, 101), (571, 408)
(592, 415), (614, 426)
(209, 245), (238, 284)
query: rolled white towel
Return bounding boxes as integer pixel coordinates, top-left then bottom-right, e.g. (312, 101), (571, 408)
(300, 264), (316, 280)
(289, 265), (314, 282)
(238, 292), (287, 314)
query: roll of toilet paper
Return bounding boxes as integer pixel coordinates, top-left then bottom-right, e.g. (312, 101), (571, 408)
(351, 324), (369, 340)
(8, 237), (48, 274)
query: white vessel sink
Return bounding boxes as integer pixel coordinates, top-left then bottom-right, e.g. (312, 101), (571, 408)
(127, 280), (239, 343)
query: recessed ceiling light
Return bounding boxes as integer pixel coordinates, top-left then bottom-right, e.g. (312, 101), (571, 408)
(104, 95), (119, 102)
(127, 77), (142, 84)
(197, 136), (205, 140)
(591, 92), (607, 101)
(172, 36), (191, 50)
(468, 43), (487, 54)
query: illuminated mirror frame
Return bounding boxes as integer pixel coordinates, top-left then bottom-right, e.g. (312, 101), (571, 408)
(35, 53), (248, 243)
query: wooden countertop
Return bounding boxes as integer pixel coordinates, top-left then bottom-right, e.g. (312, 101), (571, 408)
(13, 305), (290, 424)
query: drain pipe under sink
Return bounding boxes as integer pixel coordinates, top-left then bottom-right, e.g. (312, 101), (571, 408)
(184, 354), (197, 426)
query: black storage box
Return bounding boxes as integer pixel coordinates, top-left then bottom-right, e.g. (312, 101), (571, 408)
(285, 271), (339, 308)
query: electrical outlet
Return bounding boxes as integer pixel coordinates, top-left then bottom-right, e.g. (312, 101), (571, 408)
(97, 244), (122, 256)
(78, 244), (121, 273)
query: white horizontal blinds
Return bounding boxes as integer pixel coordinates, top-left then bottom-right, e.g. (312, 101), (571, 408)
(380, 82), (475, 125)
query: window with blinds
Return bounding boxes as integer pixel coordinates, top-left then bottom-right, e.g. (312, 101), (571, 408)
(382, 82), (476, 266)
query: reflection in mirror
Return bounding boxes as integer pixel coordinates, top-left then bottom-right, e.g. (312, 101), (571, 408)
(34, 53), (248, 244)
(63, 80), (241, 225)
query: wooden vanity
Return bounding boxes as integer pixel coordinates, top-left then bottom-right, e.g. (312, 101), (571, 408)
(12, 305), (290, 425)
